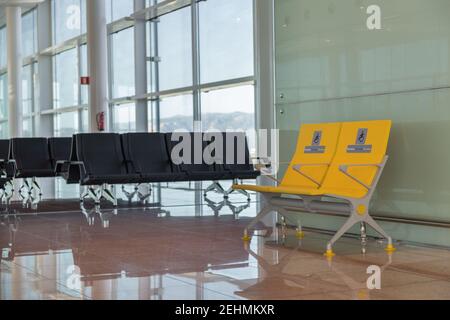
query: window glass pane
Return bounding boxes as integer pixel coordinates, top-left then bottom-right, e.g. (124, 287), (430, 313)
(201, 85), (255, 151)
(159, 94), (193, 132)
(53, 48), (79, 108)
(113, 103), (136, 133)
(22, 64), (33, 116)
(199, 0), (254, 83)
(52, 0), (86, 44)
(23, 118), (33, 137)
(22, 10), (37, 57)
(112, 0), (134, 21)
(111, 28), (135, 98)
(55, 111), (79, 137)
(0, 123), (8, 139)
(0, 73), (7, 120)
(81, 109), (88, 132)
(0, 27), (6, 68)
(157, 7), (192, 91)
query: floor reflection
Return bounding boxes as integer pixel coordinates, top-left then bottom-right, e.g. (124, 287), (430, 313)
(1, 192), (450, 300)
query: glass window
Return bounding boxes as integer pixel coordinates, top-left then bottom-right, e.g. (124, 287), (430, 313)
(159, 94), (193, 132)
(0, 27), (7, 69)
(106, 0), (135, 23)
(22, 10), (37, 57)
(113, 103), (136, 133)
(23, 117), (33, 137)
(111, 28), (135, 98)
(0, 122), (8, 139)
(0, 73), (7, 120)
(199, 0), (254, 83)
(53, 48), (79, 108)
(22, 64), (34, 116)
(52, 0), (86, 44)
(157, 7), (192, 91)
(201, 85), (255, 132)
(55, 111), (79, 137)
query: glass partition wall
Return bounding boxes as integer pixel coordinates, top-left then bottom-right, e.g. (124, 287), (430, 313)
(0, 0), (256, 201)
(275, 0), (450, 246)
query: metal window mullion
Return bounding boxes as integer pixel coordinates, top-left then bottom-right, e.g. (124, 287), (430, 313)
(30, 61), (36, 136)
(107, 32), (114, 132)
(152, 4), (161, 132)
(76, 41), (83, 133)
(191, 0), (201, 131)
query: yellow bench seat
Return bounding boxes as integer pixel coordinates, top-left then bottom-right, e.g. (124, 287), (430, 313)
(233, 184), (368, 199)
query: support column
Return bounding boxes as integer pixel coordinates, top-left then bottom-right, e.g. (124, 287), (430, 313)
(86, 0), (109, 133)
(135, 0), (148, 132)
(254, 0), (276, 230)
(6, 6), (23, 138)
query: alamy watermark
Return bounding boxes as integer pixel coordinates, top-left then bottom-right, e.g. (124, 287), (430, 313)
(169, 124), (279, 177)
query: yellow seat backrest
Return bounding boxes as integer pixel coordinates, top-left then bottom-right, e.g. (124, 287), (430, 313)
(320, 120), (392, 197)
(280, 123), (342, 188)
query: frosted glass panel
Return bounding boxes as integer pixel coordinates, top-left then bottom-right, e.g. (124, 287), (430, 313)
(275, 0), (450, 225)
(276, 0), (450, 104)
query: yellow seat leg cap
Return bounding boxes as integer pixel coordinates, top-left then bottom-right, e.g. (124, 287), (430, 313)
(296, 231), (305, 239)
(385, 244), (396, 253)
(324, 249), (336, 258)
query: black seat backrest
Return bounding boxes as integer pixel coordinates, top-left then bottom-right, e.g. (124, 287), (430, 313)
(48, 137), (72, 168)
(165, 132), (213, 173)
(0, 140), (10, 161)
(121, 133), (173, 175)
(11, 138), (53, 171)
(222, 132), (254, 172)
(75, 133), (127, 176)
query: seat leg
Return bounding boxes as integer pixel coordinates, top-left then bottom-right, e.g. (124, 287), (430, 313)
(138, 185), (152, 203)
(122, 184), (139, 202)
(236, 188), (251, 201)
(31, 178), (43, 197)
(4, 187), (14, 205)
(243, 205), (273, 241)
(87, 187), (100, 205)
(364, 214), (395, 253)
(204, 182), (217, 196)
(80, 187), (89, 202)
(325, 213), (360, 258)
(102, 185), (118, 207)
(360, 222), (367, 254)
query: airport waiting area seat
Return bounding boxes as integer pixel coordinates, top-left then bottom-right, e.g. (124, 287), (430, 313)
(0, 132), (259, 208)
(49, 137), (72, 179)
(234, 120), (394, 256)
(166, 132), (259, 200)
(0, 140), (15, 202)
(63, 132), (259, 207)
(11, 138), (58, 200)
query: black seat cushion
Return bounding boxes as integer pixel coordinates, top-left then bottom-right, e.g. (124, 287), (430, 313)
(0, 139), (15, 178)
(121, 133), (175, 178)
(221, 132), (260, 180)
(166, 132), (215, 175)
(76, 133), (129, 186)
(11, 138), (55, 179)
(49, 137), (72, 169)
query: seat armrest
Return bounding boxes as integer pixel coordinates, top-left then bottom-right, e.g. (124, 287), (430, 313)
(55, 160), (71, 174)
(69, 161), (88, 175)
(291, 163), (329, 187)
(338, 156), (389, 191)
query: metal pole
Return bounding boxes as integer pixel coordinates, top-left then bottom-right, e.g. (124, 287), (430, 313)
(86, 0), (109, 133)
(6, 6), (23, 138)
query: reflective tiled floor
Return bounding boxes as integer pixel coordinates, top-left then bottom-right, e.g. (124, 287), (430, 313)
(1, 186), (450, 300)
